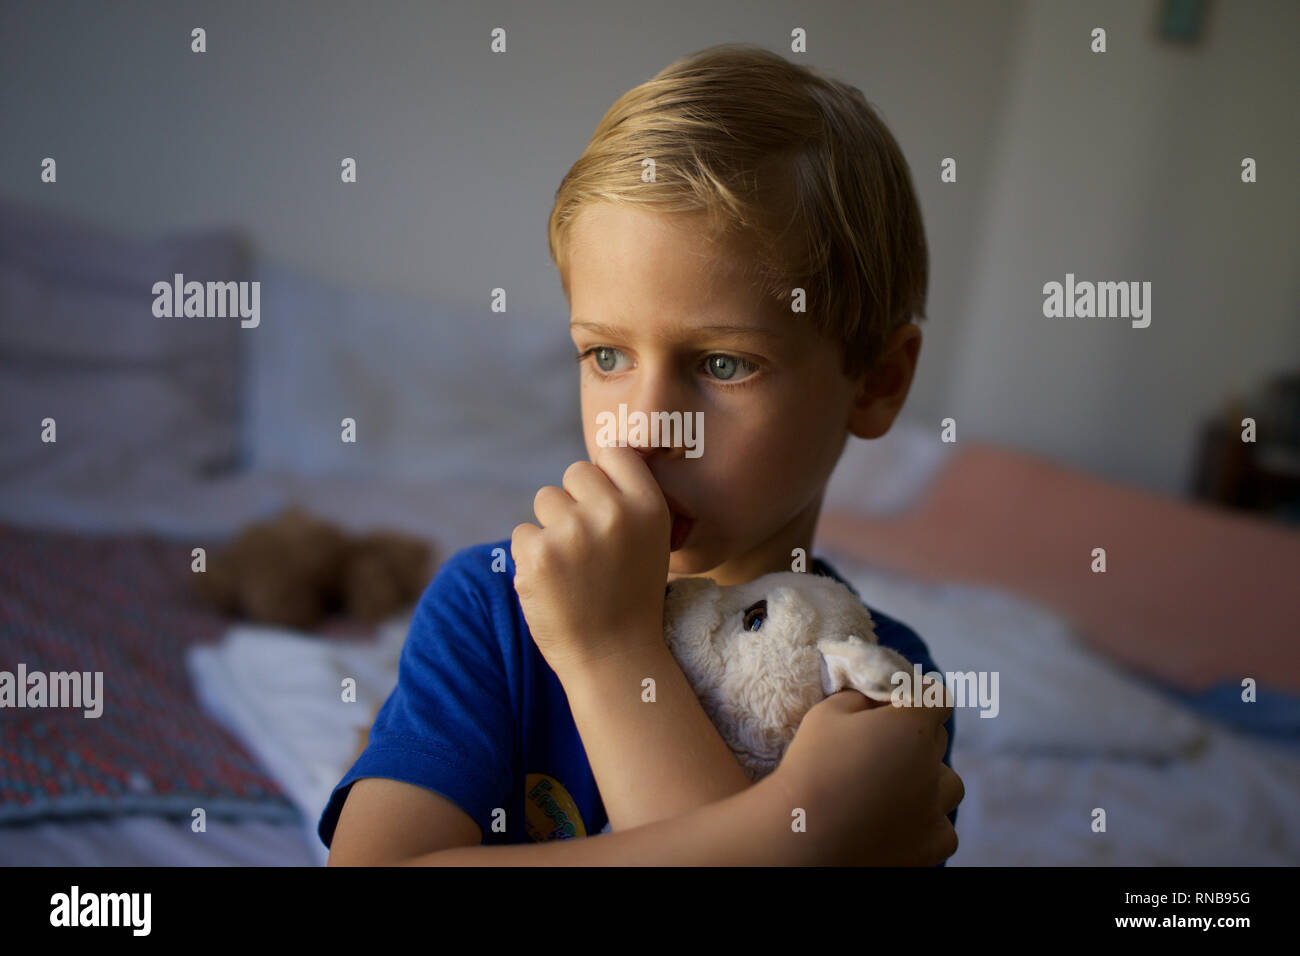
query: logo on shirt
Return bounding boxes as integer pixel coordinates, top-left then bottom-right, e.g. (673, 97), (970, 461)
(524, 773), (587, 841)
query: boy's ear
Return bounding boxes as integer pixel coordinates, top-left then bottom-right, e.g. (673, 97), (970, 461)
(846, 323), (922, 440)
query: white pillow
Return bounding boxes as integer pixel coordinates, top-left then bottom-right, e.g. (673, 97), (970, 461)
(245, 259), (586, 491)
(0, 200), (248, 489)
(186, 615), (411, 866)
(825, 556), (1211, 760)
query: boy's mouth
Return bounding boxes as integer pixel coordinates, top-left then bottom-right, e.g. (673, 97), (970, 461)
(662, 493), (695, 551)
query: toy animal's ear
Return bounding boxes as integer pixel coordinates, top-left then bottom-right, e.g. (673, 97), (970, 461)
(817, 638), (915, 703)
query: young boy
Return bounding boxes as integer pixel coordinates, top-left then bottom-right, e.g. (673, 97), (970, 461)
(321, 43), (960, 865)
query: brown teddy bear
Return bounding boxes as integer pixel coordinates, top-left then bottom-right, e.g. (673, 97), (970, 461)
(193, 506), (435, 631)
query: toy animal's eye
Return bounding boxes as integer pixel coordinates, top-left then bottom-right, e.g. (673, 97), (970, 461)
(742, 599), (767, 632)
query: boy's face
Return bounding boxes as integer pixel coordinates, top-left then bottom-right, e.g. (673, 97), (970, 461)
(564, 203), (862, 587)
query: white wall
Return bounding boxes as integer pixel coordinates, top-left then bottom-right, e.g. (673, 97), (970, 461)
(948, 0), (1300, 494)
(3, 0), (1291, 496)
(0, 0), (1022, 434)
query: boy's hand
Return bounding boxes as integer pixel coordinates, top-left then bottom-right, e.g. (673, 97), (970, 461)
(771, 685), (962, 866)
(511, 445), (671, 675)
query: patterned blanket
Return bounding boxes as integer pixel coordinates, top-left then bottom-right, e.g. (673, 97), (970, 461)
(0, 521), (368, 825)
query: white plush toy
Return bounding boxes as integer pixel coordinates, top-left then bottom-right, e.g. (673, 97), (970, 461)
(597, 571), (918, 834)
(662, 571), (917, 782)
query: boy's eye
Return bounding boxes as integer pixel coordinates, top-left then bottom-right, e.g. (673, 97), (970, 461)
(590, 346), (626, 373)
(705, 354), (758, 382)
(576, 346), (760, 384)
(742, 600), (767, 632)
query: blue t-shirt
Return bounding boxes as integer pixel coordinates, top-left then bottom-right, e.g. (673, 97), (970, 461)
(317, 538), (957, 855)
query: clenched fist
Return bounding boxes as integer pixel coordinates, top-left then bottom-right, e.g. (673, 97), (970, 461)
(511, 444), (672, 676)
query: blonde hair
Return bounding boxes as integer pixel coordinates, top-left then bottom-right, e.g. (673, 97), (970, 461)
(548, 43), (928, 382)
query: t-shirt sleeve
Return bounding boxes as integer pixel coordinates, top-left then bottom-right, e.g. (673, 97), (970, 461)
(316, 547), (515, 849)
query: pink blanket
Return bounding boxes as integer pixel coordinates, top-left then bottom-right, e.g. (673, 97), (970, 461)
(816, 442), (1300, 693)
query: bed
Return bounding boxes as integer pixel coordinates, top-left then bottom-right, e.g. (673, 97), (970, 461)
(0, 476), (536, 867)
(2, 197), (1298, 866)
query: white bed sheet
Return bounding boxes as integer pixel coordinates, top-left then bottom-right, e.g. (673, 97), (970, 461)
(0, 817), (318, 867)
(947, 729), (1300, 865)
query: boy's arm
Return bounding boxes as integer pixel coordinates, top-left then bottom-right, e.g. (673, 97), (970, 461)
(398, 768), (798, 866)
(511, 447), (754, 832)
(553, 634), (753, 832)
